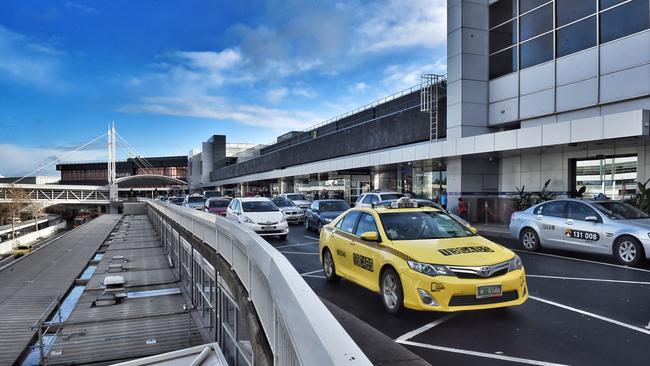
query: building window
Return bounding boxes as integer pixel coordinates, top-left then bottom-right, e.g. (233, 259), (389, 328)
(490, 46), (518, 79)
(520, 0), (550, 14)
(556, 0), (596, 27)
(520, 33), (553, 68)
(520, 3), (553, 41)
(600, 0), (650, 43)
(490, 20), (517, 53)
(556, 16), (597, 57)
(600, 0), (629, 10)
(490, 0), (517, 28)
(575, 155), (637, 200)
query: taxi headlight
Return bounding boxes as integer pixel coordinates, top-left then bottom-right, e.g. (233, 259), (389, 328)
(646, 232), (650, 239)
(243, 215), (255, 224)
(407, 261), (455, 277)
(508, 254), (523, 272)
(280, 215), (287, 223)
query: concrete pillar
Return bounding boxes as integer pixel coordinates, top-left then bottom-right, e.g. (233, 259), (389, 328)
(446, 0), (491, 140)
(445, 156), (499, 222)
(279, 178), (294, 193)
(372, 168), (397, 191)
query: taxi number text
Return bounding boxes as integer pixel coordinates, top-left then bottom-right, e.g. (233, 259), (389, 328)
(353, 253), (374, 272)
(565, 229), (599, 241)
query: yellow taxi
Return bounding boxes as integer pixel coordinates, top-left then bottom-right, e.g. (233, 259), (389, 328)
(319, 197), (528, 314)
(12, 244), (33, 258)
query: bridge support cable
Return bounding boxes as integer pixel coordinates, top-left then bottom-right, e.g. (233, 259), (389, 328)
(115, 131), (156, 173)
(116, 140), (153, 175)
(12, 133), (108, 184)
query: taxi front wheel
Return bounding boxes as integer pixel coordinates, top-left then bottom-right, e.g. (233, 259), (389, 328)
(381, 268), (404, 315)
(322, 249), (339, 282)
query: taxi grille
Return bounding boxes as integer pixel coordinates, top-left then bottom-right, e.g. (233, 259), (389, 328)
(257, 221), (278, 225)
(448, 290), (518, 307)
(454, 268), (508, 279)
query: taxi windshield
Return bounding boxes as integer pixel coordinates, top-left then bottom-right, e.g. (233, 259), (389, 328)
(379, 211), (474, 240)
(592, 201), (649, 220)
(242, 201), (279, 212)
(273, 198), (295, 207)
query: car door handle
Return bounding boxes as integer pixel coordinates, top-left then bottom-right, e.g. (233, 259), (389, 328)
(566, 219), (573, 225)
(348, 240), (356, 246)
(536, 215), (543, 220)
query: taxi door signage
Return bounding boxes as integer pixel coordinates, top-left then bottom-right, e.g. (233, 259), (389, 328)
(353, 253), (374, 272)
(565, 228), (600, 241)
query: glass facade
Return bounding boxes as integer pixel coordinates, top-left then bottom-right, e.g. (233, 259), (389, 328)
(489, 0), (650, 79)
(575, 155), (637, 200)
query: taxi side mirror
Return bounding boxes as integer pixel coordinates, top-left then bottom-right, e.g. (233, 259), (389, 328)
(469, 226), (478, 234)
(585, 216), (599, 222)
(360, 231), (379, 242)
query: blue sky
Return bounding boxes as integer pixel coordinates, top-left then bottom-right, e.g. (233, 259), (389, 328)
(0, 0), (446, 177)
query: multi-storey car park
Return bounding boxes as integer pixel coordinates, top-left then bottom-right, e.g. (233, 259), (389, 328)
(190, 0), (650, 226)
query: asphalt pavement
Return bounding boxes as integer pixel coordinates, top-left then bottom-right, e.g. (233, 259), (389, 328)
(264, 223), (650, 366)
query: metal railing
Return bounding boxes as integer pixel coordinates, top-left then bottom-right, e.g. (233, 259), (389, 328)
(0, 183), (110, 207)
(141, 199), (371, 366)
(30, 295), (64, 366)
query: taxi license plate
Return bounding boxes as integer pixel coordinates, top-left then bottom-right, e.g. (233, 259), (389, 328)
(261, 226), (275, 230)
(476, 284), (502, 299)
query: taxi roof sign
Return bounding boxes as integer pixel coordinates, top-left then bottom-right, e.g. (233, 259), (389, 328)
(373, 197), (419, 209)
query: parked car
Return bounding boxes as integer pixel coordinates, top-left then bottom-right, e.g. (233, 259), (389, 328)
(204, 197), (232, 216)
(183, 194), (207, 210)
(278, 193), (312, 209)
(271, 197), (305, 224)
(203, 190), (222, 199)
(169, 196), (184, 205)
(226, 197), (288, 239)
(305, 199), (349, 231)
(355, 192), (406, 207)
(510, 199), (650, 266)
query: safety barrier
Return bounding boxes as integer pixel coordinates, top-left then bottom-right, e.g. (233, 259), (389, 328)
(141, 199), (371, 366)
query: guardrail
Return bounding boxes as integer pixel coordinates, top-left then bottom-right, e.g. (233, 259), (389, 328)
(140, 199), (371, 366)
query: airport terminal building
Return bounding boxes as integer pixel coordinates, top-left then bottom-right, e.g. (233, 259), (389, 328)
(191, 0), (650, 223)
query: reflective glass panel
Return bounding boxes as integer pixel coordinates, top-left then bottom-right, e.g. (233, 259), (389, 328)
(556, 16), (597, 57)
(490, 0), (517, 28)
(520, 33), (553, 68)
(520, 3), (553, 40)
(489, 46), (518, 79)
(490, 20), (518, 53)
(600, 0), (650, 43)
(557, 0), (596, 27)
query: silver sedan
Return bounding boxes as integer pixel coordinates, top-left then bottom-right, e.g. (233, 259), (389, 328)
(509, 199), (650, 266)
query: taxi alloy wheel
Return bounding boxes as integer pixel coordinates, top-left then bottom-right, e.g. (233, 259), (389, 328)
(381, 268), (404, 315)
(322, 249), (339, 282)
(520, 228), (540, 251)
(614, 236), (643, 266)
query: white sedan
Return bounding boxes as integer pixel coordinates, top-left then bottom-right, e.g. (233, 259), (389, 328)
(226, 197), (289, 239)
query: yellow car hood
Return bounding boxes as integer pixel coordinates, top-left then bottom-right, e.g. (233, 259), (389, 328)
(391, 236), (514, 266)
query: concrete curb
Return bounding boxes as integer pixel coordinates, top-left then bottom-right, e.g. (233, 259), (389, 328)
(321, 298), (431, 366)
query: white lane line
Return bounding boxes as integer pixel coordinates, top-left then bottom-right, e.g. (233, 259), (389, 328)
(645, 321), (650, 330)
(302, 274), (326, 279)
(513, 249), (650, 273)
(397, 340), (569, 366)
(274, 241), (318, 249)
(279, 251), (319, 255)
(304, 235), (320, 240)
(526, 274), (650, 285)
(395, 314), (457, 342)
(529, 295), (650, 336)
(300, 269), (324, 276)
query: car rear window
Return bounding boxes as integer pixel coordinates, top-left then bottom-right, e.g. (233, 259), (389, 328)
(209, 199), (230, 208)
(380, 193), (405, 201)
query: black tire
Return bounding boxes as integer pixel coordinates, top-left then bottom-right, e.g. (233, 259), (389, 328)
(380, 268), (404, 315)
(520, 228), (540, 251)
(278, 234), (288, 240)
(322, 249), (339, 282)
(614, 236), (644, 266)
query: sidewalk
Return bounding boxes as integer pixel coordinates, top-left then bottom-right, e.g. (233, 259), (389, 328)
(472, 223), (512, 239)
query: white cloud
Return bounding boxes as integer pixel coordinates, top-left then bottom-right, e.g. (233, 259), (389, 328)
(120, 96), (322, 130)
(0, 25), (64, 88)
(353, 0), (447, 54)
(351, 82), (368, 92)
(383, 59), (447, 89)
(266, 87), (289, 104)
(0, 144), (105, 177)
(65, 1), (96, 14)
